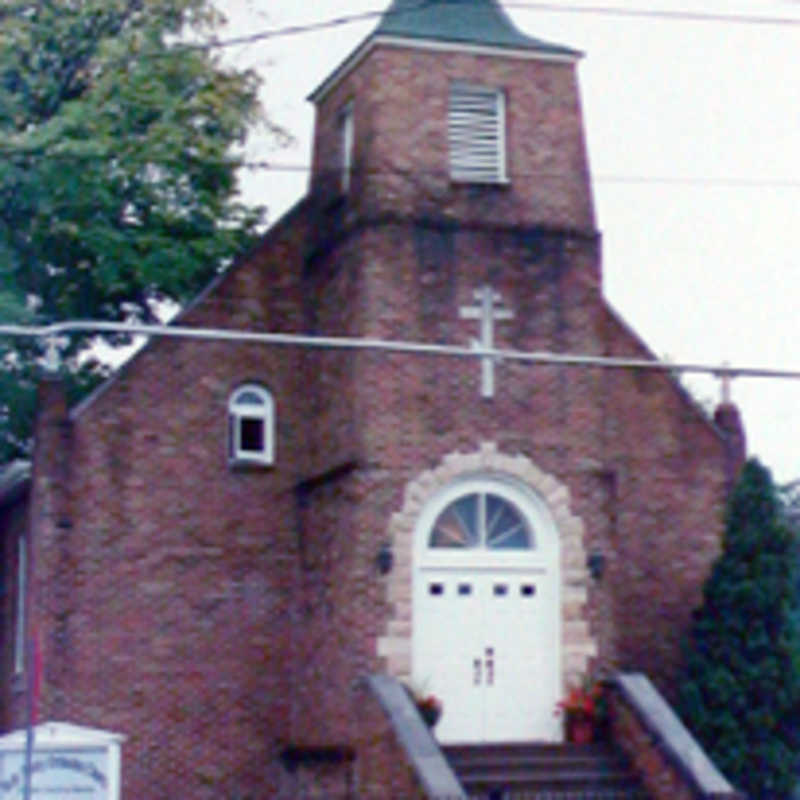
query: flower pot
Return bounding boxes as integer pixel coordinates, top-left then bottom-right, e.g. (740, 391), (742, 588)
(566, 715), (594, 744)
(418, 703), (441, 728)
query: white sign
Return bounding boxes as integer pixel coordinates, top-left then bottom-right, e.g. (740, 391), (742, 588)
(0, 723), (123, 800)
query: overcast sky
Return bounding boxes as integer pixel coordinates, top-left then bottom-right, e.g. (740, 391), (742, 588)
(219, 0), (800, 483)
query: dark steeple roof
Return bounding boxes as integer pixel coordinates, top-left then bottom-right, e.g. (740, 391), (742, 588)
(309, 0), (580, 102)
(373, 0), (578, 56)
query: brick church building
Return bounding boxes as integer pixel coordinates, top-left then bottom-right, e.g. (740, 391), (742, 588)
(1, 0), (745, 796)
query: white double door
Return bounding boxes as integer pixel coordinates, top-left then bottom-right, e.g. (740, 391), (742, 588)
(413, 567), (561, 743)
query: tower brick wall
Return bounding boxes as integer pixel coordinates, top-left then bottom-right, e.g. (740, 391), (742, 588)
(311, 44), (596, 235)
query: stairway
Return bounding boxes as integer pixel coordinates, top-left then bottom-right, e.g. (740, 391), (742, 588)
(443, 742), (650, 800)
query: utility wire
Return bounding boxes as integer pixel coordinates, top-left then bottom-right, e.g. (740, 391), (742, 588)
(2, 319), (798, 383)
(162, 1), (800, 54)
(1, 151), (798, 190)
(181, 9), (386, 50)
(506, 1), (800, 27)
(4, 0), (800, 188)
(5, 0), (797, 64)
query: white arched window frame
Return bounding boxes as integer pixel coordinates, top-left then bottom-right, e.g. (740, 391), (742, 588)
(228, 384), (275, 466)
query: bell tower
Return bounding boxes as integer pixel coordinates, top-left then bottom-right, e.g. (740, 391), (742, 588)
(299, 0), (603, 477)
(307, 0), (596, 235)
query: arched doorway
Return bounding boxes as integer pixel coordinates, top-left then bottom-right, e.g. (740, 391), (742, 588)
(412, 474), (562, 743)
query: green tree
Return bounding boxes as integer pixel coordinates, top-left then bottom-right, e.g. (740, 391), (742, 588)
(679, 458), (800, 799)
(0, 0), (282, 459)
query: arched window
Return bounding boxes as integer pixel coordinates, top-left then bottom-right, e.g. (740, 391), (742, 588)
(429, 490), (534, 550)
(228, 384), (274, 465)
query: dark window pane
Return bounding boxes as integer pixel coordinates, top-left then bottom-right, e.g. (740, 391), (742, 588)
(235, 390), (265, 406)
(240, 417), (264, 452)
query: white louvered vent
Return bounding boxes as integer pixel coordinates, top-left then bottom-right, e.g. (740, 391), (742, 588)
(448, 83), (506, 184)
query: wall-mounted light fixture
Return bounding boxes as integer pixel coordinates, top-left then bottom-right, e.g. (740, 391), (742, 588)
(376, 542), (394, 575)
(587, 551), (606, 581)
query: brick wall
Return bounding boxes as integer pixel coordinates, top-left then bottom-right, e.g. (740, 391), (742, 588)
(23, 213), (315, 797)
(609, 676), (745, 800)
(273, 221), (730, 777)
(612, 696), (699, 800)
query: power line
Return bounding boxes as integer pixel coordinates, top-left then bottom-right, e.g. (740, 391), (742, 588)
(97, 1), (433, 57)
(0, 0), (427, 73)
(593, 174), (800, 189)
(2, 319), (798, 383)
(4, 2), (800, 191)
(1, 150), (798, 190)
(178, 2), (800, 53)
(13, 0), (795, 63)
(2, 0), (799, 79)
(239, 164), (800, 189)
(506, 1), (800, 27)
(174, 9), (386, 51)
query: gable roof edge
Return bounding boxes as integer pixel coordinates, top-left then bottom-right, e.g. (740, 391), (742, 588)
(70, 196), (310, 422)
(308, 33), (580, 105)
(601, 299), (730, 445)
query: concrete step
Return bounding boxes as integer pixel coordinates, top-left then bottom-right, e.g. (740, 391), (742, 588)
(446, 743), (629, 769)
(460, 793), (648, 800)
(444, 742), (649, 800)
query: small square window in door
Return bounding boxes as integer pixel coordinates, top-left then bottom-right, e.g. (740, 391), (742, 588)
(429, 583), (444, 596)
(521, 584), (536, 597)
(458, 583), (472, 596)
(493, 584), (508, 596)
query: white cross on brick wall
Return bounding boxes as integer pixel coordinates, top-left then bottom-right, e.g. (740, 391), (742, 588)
(459, 285), (514, 398)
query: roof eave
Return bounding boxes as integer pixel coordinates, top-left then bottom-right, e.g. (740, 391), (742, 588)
(0, 460), (31, 508)
(308, 33), (582, 105)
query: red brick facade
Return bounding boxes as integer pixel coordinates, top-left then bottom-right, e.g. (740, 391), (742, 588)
(2, 20), (743, 799)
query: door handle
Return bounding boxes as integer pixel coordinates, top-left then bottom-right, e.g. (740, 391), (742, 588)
(473, 657), (482, 686)
(485, 647), (495, 686)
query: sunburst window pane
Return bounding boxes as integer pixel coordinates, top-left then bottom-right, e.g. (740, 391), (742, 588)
(430, 494), (479, 548)
(485, 494), (533, 549)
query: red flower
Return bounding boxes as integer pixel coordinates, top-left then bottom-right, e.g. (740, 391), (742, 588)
(556, 682), (605, 719)
(417, 694), (442, 713)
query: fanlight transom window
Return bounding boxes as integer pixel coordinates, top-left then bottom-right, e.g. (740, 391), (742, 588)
(429, 492), (534, 550)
